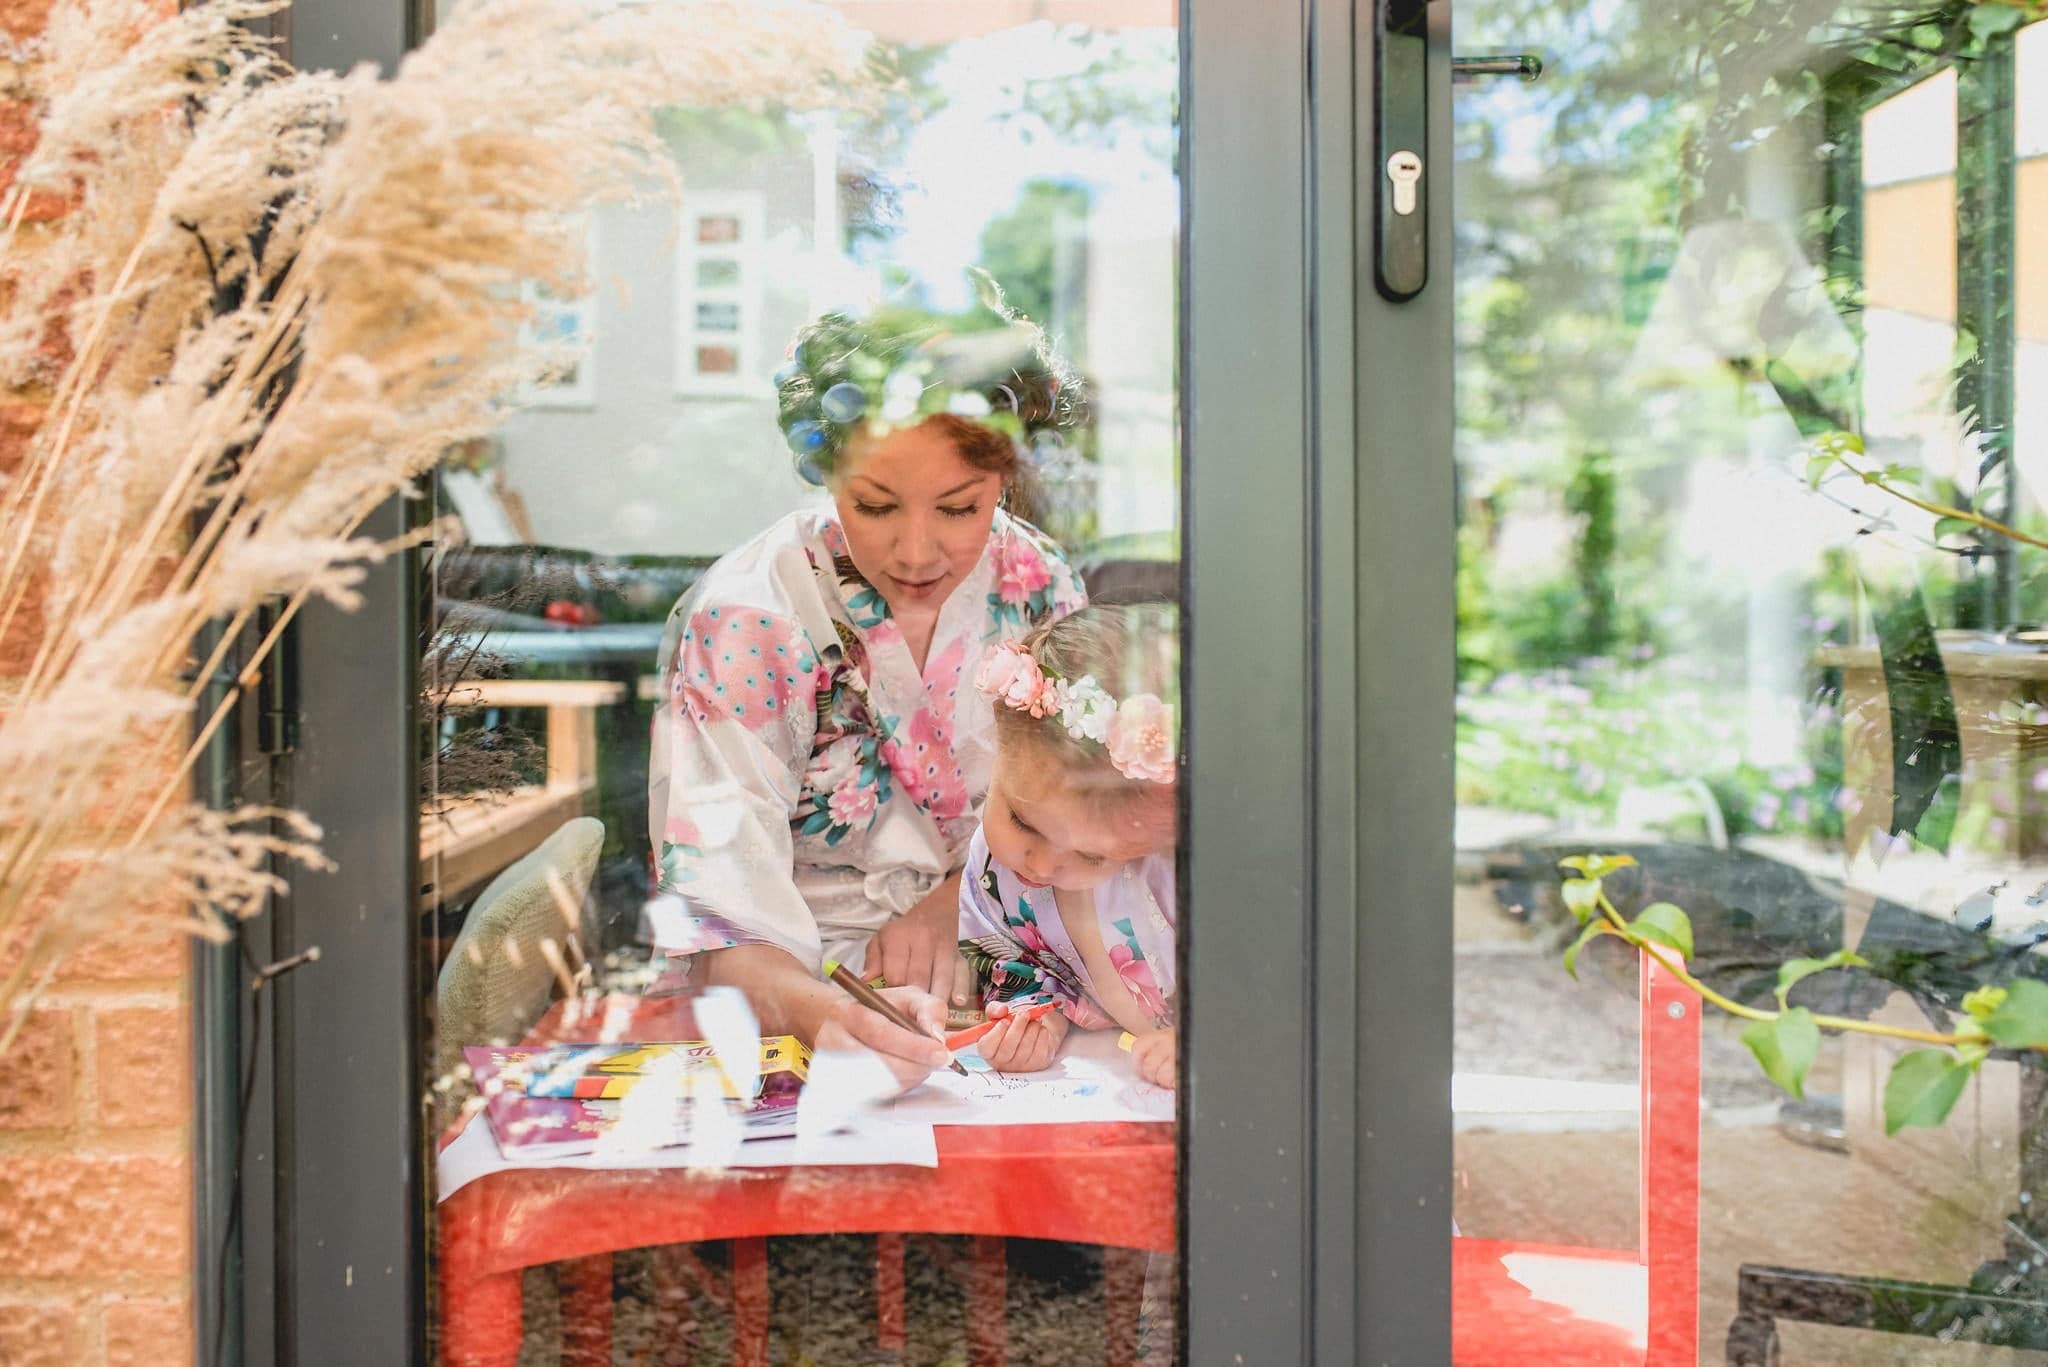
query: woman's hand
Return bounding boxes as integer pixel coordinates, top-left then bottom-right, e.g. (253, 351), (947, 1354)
(870, 870), (974, 1007)
(1130, 1027), (1178, 1090)
(978, 1009), (1070, 1073)
(814, 984), (951, 1093)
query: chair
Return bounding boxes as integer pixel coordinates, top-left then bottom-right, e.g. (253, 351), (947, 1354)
(435, 815), (604, 1065)
(1452, 948), (1703, 1365)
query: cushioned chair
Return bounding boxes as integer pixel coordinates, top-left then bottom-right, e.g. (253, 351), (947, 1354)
(435, 815), (605, 1063)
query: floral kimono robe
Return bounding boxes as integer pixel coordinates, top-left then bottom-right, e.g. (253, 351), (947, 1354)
(957, 828), (1177, 1032)
(647, 507), (1085, 974)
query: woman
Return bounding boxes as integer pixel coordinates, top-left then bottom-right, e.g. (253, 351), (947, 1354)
(648, 308), (1087, 1087)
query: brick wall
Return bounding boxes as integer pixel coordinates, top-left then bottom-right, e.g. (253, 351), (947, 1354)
(0, 1), (196, 1360)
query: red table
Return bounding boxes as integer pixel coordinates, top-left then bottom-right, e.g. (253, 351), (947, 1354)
(437, 996), (1177, 1366)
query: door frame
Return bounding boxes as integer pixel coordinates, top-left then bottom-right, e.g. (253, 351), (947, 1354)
(257, 0), (1460, 1361)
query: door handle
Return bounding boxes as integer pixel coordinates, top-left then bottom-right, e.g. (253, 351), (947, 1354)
(1451, 54), (1544, 83)
(1373, 0), (1430, 301)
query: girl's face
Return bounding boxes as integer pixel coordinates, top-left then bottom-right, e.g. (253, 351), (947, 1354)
(982, 747), (1169, 892)
(831, 420), (1003, 621)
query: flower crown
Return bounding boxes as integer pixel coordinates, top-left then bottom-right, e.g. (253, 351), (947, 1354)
(975, 639), (1176, 784)
(772, 283), (1083, 486)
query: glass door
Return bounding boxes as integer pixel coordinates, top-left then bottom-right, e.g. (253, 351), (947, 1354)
(253, 1), (1332, 1364)
(1449, 1), (2047, 1362)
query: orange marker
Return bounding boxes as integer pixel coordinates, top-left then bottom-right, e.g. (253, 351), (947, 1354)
(946, 1000), (1058, 1051)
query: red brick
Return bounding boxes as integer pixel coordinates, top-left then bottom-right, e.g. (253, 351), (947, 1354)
(58, 918), (190, 983)
(0, 99), (69, 222)
(105, 1295), (190, 1367)
(0, 0), (53, 40)
(0, 1153), (188, 1279)
(94, 1004), (188, 1129)
(0, 1300), (84, 1367)
(0, 1005), (74, 1130)
(0, 398), (43, 475)
(0, 563), (45, 676)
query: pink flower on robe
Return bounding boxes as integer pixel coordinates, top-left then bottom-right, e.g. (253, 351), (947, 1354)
(998, 550), (1053, 605)
(1109, 942), (1168, 1021)
(827, 777), (877, 827)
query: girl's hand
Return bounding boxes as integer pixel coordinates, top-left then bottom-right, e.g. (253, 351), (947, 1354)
(815, 985), (950, 1093)
(978, 1009), (1070, 1073)
(1131, 1027), (1177, 1090)
(870, 872), (974, 1008)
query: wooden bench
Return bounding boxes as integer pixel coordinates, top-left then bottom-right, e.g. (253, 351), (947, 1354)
(419, 678), (626, 909)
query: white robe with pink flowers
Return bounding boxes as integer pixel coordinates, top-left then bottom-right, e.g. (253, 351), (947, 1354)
(957, 828), (1178, 1032)
(647, 506), (1085, 974)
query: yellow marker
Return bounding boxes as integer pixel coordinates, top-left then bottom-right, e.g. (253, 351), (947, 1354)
(1117, 1031), (1135, 1051)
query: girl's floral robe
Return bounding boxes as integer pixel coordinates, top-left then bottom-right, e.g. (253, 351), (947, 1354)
(647, 507), (1085, 974)
(957, 828), (1177, 1031)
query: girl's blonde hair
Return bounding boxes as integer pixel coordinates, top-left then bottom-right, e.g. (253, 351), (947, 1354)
(994, 603), (1179, 837)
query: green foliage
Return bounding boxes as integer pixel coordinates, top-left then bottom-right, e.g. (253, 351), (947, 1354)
(1553, 857), (2048, 1136)
(1563, 918), (1608, 978)
(976, 180), (1092, 340)
(1566, 451), (1618, 658)
(1630, 902), (1694, 959)
(1884, 1049), (1974, 1135)
(1561, 877), (1603, 923)
(1979, 980), (2048, 1049)
(1775, 951), (1868, 1008)
(1457, 662), (1845, 843)
(1743, 1009), (1820, 1100)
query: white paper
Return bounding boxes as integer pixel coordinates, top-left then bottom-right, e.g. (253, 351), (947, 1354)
(436, 1108), (938, 1202)
(883, 1026), (1176, 1128)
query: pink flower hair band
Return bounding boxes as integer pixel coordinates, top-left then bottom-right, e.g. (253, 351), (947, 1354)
(974, 639), (1177, 784)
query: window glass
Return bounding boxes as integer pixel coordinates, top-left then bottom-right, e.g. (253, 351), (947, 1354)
(2019, 23), (2046, 542)
(422, 4), (1181, 1362)
(1454, 3), (2045, 1360)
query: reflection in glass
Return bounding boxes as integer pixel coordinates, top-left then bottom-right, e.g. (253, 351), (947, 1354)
(1454, 3), (2045, 1361)
(421, 5), (1181, 1363)
(697, 258), (742, 288)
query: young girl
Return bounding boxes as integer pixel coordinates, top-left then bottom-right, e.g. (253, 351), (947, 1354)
(957, 604), (1179, 1087)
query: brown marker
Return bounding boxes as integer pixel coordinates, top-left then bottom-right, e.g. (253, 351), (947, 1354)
(822, 958), (969, 1077)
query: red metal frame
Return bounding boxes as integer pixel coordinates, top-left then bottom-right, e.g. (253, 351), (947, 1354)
(1450, 950), (1702, 1365)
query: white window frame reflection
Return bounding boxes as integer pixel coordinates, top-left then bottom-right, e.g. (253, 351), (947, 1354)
(519, 221), (600, 410)
(674, 190), (765, 397)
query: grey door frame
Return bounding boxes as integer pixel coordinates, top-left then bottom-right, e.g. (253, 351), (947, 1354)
(254, 0), (1459, 1362)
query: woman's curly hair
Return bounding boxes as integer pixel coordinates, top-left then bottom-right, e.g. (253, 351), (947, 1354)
(772, 290), (1085, 487)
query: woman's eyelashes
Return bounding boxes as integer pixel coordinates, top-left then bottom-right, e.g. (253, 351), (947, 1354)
(849, 500), (980, 520)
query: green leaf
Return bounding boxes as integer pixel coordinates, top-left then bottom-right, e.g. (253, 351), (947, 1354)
(1558, 854), (1636, 877)
(1774, 950), (1868, 1008)
(1742, 1009), (1820, 1100)
(1961, 985), (2009, 1021)
(1629, 902), (1694, 959)
(1979, 978), (2048, 1048)
(1970, 5), (2026, 39)
(1563, 920), (1607, 979)
(1933, 516), (1982, 542)
(1561, 878), (1603, 924)
(1805, 451), (1838, 489)
(1884, 1049), (1972, 1135)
